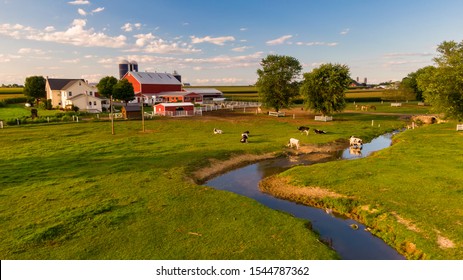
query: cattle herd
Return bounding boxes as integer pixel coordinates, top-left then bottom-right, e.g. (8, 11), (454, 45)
(213, 126), (363, 151)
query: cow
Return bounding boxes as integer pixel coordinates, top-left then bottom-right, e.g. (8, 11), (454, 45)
(349, 136), (363, 148)
(298, 126), (310, 136)
(240, 133), (248, 143)
(242, 130), (250, 136)
(287, 138), (300, 150)
(213, 128), (223, 134)
(314, 128), (327, 134)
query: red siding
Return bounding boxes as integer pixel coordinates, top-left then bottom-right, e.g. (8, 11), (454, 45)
(125, 74), (142, 93)
(141, 84), (182, 93)
(124, 73), (182, 94)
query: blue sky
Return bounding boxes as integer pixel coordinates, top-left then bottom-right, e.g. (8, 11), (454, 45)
(1, 0), (463, 85)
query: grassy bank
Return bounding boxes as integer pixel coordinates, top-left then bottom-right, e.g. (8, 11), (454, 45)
(261, 122), (463, 259)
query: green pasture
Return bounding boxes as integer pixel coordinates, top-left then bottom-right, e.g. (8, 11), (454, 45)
(0, 110), (407, 259)
(271, 122), (463, 259)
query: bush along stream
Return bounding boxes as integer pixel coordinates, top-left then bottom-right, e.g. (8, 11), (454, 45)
(205, 132), (406, 260)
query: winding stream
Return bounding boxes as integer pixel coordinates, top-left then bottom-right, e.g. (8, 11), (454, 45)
(204, 132), (406, 260)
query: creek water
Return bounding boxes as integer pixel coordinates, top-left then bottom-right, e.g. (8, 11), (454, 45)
(204, 132), (406, 260)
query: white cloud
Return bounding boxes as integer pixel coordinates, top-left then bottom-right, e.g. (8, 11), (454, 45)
(61, 58), (80, 64)
(240, 27), (248, 31)
(125, 33), (201, 54)
(296, 41), (338, 47)
(266, 35), (293, 45)
(68, 0), (90, 5)
(121, 22), (142, 32)
(44, 26), (55, 32)
(232, 46), (251, 52)
(92, 7), (104, 13)
(383, 52), (433, 57)
(340, 28), (350, 35)
(134, 33), (155, 47)
(0, 20), (127, 48)
(78, 8), (87, 16)
(190, 35), (235, 46)
(17, 48), (46, 55)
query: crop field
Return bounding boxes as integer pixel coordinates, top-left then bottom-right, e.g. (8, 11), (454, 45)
(0, 88), (24, 100)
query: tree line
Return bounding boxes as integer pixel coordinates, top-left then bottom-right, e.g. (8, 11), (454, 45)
(256, 40), (463, 120)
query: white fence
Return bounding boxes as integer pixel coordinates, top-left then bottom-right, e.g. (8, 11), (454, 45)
(315, 115), (333, 122)
(154, 109), (202, 117)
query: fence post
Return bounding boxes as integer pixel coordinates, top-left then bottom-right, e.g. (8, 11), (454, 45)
(47, 117), (50, 123)
(0, 121), (3, 129)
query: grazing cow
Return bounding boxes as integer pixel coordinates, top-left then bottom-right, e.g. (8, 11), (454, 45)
(242, 130), (250, 136)
(361, 105), (368, 111)
(298, 126), (310, 136)
(287, 138), (300, 150)
(314, 128), (327, 134)
(213, 128), (223, 134)
(240, 133), (248, 143)
(369, 105), (376, 110)
(349, 136), (363, 148)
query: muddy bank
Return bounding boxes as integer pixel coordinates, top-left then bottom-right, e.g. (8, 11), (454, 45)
(192, 140), (349, 183)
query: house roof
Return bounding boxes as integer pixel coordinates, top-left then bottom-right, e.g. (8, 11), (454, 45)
(155, 102), (194, 107)
(47, 78), (85, 90)
(123, 105), (142, 112)
(126, 71), (182, 85)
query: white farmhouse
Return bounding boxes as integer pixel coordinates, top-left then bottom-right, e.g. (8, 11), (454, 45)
(45, 78), (107, 112)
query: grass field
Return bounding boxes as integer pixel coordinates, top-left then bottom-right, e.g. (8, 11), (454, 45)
(262, 122), (463, 259)
(0, 109), (408, 260)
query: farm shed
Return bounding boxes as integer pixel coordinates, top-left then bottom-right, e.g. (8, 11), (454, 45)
(184, 88), (223, 101)
(122, 105), (142, 119)
(159, 91), (202, 103)
(154, 102), (199, 117)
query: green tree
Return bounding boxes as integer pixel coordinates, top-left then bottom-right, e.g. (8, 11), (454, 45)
(300, 63), (351, 116)
(383, 81), (416, 102)
(97, 76), (118, 98)
(113, 79), (135, 105)
(256, 54), (302, 112)
(417, 40), (463, 120)
(23, 76), (46, 106)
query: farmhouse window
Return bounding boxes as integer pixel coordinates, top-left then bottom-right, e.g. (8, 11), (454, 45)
(89, 102), (92, 106)
(69, 92), (72, 96)
(93, 101), (97, 105)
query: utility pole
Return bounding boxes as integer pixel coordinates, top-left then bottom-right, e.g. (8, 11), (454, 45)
(110, 95), (115, 135)
(141, 95), (145, 132)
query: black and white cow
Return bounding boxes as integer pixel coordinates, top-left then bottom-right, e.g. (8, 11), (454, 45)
(349, 136), (363, 148)
(314, 128), (327, 134)
(240, 133), (249, 143)
(298, 126), (310, 136)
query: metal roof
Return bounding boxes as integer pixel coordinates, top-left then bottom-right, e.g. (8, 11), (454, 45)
(47, 78), (85, 90)
(156, 102), (194, 107)
(128, 71), (182, 85)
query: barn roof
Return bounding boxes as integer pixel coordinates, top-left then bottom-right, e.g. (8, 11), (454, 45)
(126, 71), (182, 86)
(47, 78), (85, 90)
(158, 91), (199, 97)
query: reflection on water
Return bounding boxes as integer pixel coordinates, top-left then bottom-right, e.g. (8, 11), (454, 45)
(205, 132), (405, 260)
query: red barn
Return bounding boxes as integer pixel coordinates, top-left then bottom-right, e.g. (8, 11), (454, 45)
(123, 71), (182, 95)
(154, 102), (197, 117)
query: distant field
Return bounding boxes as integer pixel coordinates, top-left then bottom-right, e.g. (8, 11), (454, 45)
(0, 88), (24, 100)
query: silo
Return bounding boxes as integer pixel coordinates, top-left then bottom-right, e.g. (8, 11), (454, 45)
(173, 70), (182, 83)
(130, 60), (138, 72)
(119, 59), (130, 79)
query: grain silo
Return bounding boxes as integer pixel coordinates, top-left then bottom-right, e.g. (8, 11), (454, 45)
(119, 60), (130, 79)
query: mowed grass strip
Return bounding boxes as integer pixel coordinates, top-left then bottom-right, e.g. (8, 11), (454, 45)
(268, 122), (463, 259)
